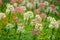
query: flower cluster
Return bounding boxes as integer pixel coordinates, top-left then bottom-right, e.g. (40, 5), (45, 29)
(0, 0), (60, 40)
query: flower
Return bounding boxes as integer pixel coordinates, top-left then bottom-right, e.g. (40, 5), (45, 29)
(6, 4), (14, 13)
(6, 23), (14, 29)
(26, 3), (35, 9)
(40, 13), (47, 18)
(35, 24), (43, 31)
(15, 6), (26, 13)
(10, 0), (16, 4)
(47, 16), (59, 29)
(32, 29), (40, 35)
(49, 21), (59, 29)
(6, 4), (14, 10)
(30, 15), (42, 26)
(44, 1), (49, 6)
(45, 7), (53, 13)
(0, 0), (3, 4)
(6, 9), (10, 13)
(34, 9), (40, 14)
(0, 13), (6, 20)
(35, 15), (42, 23)
(13, 3), (17, 7)
(47, 16), (56, 22)
(12, 17), (19, 22)
(17, 23), (25, 33)
(50, 4), (55, 9)
(24, 11), (34, 20)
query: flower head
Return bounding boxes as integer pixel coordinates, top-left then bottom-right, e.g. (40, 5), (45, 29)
(32, 29), (40, 35)
(6, 23), (14, 29)
(0, 0), (3, 4)
(17, 23), (25, 33)
(24, 11), (34, 20)
(15, 6), (26, 13)
(40, 13), (47, 18)
(0, 13), (6, 20)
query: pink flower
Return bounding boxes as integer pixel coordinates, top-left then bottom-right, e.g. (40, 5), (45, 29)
(12, 17), (19, 22)
(12, 9), (16, 13)
(10, 0), (16, 4)
(32, 29), (40, 35)
(34, 9), (40, 14)
(40, 13), (47, 18)
(0, 0), (3, 4)
(15, 6), (25, 13)
(50, 4), (55, 9)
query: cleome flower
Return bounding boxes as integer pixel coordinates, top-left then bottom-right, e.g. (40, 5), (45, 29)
(47, 16), (56, 22)
(43, 1), (49, 6)
(13, 3), (18, 7)
(0, 13), (6, 20)
(17, 23), (25, 33)
(32, 29), (40, 35)
(26, 2), (35, 9)
(30, 15), (42, 26)
(47, 16), (59, 29)
(24, 11), (34, 21)
(49, 21), (59, 29)
(6, 3), (14, 13)
(35, 23), (43, 31)
(14, 6), (26, 13)
(6, 23), (14, 29)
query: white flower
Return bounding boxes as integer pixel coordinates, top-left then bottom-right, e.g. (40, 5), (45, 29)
(7, 3), (14, 10)
(6, 9), (10, 13)
(17, 24), (25, 33)
(47, 16), (59, 29)
(6, 3), (14, 13)
(6, 23), (14, 29)
(24, 11), (34, 20)
(45, 7), (53, 13)
(35, 24), (43, 31)
(44, 1), (49, 6)
(0, 13), (6, 20)
(35, 15), (42, 21)
(49, 22), (56, 29)
(26, 3), (32, 9)
(55, 21), (59, 29)
(47, 16), (56, 22)
(13, 3), (17, 7)
(49, 22), (59, 29)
